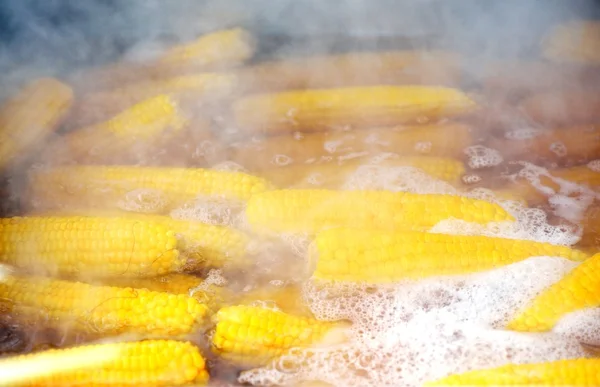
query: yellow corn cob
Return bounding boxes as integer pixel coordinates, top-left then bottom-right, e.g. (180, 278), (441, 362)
(233, 86), (478, 134)
(230, 123), (472, 171)
(28, 166), (272, 213)
(542, 20), (600, 64)
(48, 94), (188, 163)
(311, 228), (589, 283)
(0, 216), (184, 279)
(0, 78), (73, 170)
(211, 305), (344, 366)
(0, 339), (208, 386)
(426, 358), (600, 386)
(508, 252), (600, 332)
(259, 156), (465, 188)
(246, 189), (514, 234)
(0, 274), (209, 336)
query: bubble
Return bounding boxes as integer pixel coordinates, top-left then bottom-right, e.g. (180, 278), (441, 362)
(587, 159), (600, 172)
(504, 128), (542, 140)
(464, 145), (504, 169)
(414, 141), (432, 153)
(273, 154), (293, 166)
(549, 141), (568, 157)
(117, 189), (168, 213)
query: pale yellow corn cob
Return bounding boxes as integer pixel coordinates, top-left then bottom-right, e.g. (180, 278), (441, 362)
(230, 123), (472, 171)
(211, 305), (345, 366)
(0, 216), (185, 279)
(0, 339), (209, 386)
(246, 189), (514, 234)
(508, 252), (600, 332)
(259, 156), (465, 188)
(233, 86), (478, 134)
(0, 78), (73, 170)
(542, 20), (600, 64)
(311, 228), (589, 283)
(0, 274), (209, 336)
(426, 358), (600, 386)
(28, 166), (272, 213)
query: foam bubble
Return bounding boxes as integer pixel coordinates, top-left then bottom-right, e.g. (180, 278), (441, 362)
(554, 308), (600, 346)
(341, 166), (457, 194)
(117, 189), (169, 213)
(504, 128), (542, 140)
(464, 145), (504, 169)
(273, 154), (293, 166)
(211, 161), (248, 173)
(587, 159), (600, 172)
(549, 141), (568, 157)
(170, 196), (244, 227)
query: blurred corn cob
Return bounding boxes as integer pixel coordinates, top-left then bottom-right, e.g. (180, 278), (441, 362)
(246, 189), (513, 234)
(0, 78), (73, 171)
(519, 91), (600, 126)
(311, 228), (588, 283)
(542, 20), (600, 64)
(233, 86), (477, 134)
(0, 274), (209, 337)
(426, 358), (600, 386)
(211, 305), (347, 366)
(28, 166), (272, 214)
(0, 339), (208, 386)
(238, 50), (462, 92)
(508, 253), (600, 332)
(230, 123), (472, 171)
(0, 215), (187, 279)
(259, 156), (465, 188)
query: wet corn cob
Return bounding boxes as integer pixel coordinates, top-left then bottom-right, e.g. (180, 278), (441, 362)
(0, 216), (185, 279)
(0, 339), (208, 386)
(508, 253), (600, 332)
(0, 274), (209, 336)
(426, 358), (600, 386)
(233, 86), (477, 134)
(246, 189), (514, 234)
(311, 228), (589, 283)
(0, 78), (73, 170)
(28, 166), (272, 213)
(211, 305), (345, 366)
(259, 156), (465, 188)
(542, 20), (600, 64)
(230, 123), (472, 171)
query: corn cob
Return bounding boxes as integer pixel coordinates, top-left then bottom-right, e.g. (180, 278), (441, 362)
(507, 252), (600, 332)
(519, 91), (600, 126)
(0, 78), (73, 170)
(246, 189), (514, 234)
(259, 156), (465, 188)
(311, 228), (588, 283)
(0, 216), (185, 279)
(426, 358), (600, 386)
(238, 50), (462, 93)
(0, 274), (209, 336)
(542, 20), (600, 64)
(0, 339), (208, 386)
(233, 86), (477, 134)
(28, 166), (272, 213)
(211, 305), (345, 366)
(233, 284), (311, 316)
(230, 123), (472, 171)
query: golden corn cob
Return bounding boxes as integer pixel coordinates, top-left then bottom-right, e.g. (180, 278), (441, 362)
(211, 305), (344, 366)
(230, 123), (472, 171)
(426, 358), (600, 386)
(246, 189), (514, 234)
(311, 228), (589, 283)
(542, 20), (600, 64)
(0, 216), (184, 279)
(28, 166), (272, 213)
(259, 156), (465, 188)
(508, 252), (600, 332)
(0, 339), (208, 386)
(233, 86), (477, 134)
(0, 274), (209, 336)
(0, 78), (73, 170)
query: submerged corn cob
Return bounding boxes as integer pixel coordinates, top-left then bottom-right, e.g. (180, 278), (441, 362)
(0, 78), (73, 170)
(211, 305), (344, 366)
(0, 274), (209, 336)
(230, 123), (472, 171)
(0, 339), (208, 386)
(260, 156), (465, 188)
(426, 358), (600, 386)
(28, 166), (272, 213)
(233, 86), (477, 134)
(508, 253), (600, 332)
(542, 20), (600, 64)
(312, 228), (589, 283)
(246, 189), (514, 234)
(0, 216), (184, 278)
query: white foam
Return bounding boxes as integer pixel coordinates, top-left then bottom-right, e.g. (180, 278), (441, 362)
(587, 159), (600, 172)
(549, 141), (568, 157)
(117, 188), (169, 213)
(341, 166), (457, 194)
(554, 308), (600, 346)
(170, 196), (244, 227)
(464, 145), (504, 169)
